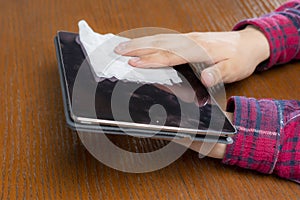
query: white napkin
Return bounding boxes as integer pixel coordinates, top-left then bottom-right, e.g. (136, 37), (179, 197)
(78, 20), (182, 85)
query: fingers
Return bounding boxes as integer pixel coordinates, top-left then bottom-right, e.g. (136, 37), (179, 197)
(128, 51), (186, 68)
(114, 33), (210, 68)
(201, 62), (224, 87)
(113, 31), (261, 89)
(114, 35), (169, 56)
(201, 58), (258, 87)
(201, 59), (237, 87)
(170, 137), (203, 153)
(115, 41), (157, 57)
(115, 36), (187, 68)
(171, 138), (226, 159)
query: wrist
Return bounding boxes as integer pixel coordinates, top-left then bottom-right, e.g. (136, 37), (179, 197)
(240, 25), (270, 64)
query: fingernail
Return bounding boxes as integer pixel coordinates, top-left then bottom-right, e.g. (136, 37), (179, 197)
(202, 71), (215, 87)
(115, 42), (128, 53)
(130, 57), (141, 63)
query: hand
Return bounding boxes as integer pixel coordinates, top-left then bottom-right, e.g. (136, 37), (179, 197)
(171, 112), (233, 159)
(115, 26), (270, 87)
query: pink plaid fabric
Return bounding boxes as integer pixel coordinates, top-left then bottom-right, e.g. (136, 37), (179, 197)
(222, 0), (300, 183)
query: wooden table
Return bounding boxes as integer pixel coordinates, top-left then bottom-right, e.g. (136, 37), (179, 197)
(1, 0), (299, 199)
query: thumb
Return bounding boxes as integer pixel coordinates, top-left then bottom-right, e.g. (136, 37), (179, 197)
(200, 60), (231, 87)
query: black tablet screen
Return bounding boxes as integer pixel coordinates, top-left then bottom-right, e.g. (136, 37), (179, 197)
(57, 32), (235, 134)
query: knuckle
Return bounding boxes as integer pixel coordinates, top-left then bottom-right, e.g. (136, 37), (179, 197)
(161, 51), (173, 66)
(151, 39), (164, 49)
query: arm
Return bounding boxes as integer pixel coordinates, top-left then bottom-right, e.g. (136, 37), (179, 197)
(115, 27), (271, 87)
(114, 1), (300, 87)
(219, 0), (300, 183)
(233, 0), (300, 70)
(223, 97), (300, 183)
(114, 0), (300, 182)
(222, 0), (300, 183)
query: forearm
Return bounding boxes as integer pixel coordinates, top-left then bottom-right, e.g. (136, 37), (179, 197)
(233, 0), (300, 70)
(219, 1), (300, 183)
(189, 97), (300, 183)
(223, 97), (300, 183)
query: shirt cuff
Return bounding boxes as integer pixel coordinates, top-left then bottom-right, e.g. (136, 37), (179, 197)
(233, 13), (299, 71)
(222, 96), (283, 174)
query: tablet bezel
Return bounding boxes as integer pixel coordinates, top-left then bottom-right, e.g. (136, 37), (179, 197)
(56, 31), (236, 137)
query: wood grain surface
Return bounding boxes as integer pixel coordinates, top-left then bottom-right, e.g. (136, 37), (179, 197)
(1, 0), (299, 199)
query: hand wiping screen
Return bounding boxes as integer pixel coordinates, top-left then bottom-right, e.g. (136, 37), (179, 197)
(78, 20), (182, 85)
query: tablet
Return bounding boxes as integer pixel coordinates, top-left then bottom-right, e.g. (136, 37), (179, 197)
(55, 31), (236, 143)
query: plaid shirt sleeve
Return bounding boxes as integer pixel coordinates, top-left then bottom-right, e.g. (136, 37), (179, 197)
(222, 1), (300, 183)
(223, 97), (300, 183)
(233, 0), (300, 71)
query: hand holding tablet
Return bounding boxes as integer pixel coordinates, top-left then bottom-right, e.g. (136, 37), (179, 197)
(54, 23), (236, 144)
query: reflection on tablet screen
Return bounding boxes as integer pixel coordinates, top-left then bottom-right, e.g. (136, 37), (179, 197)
(58, 32), (235, 134)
